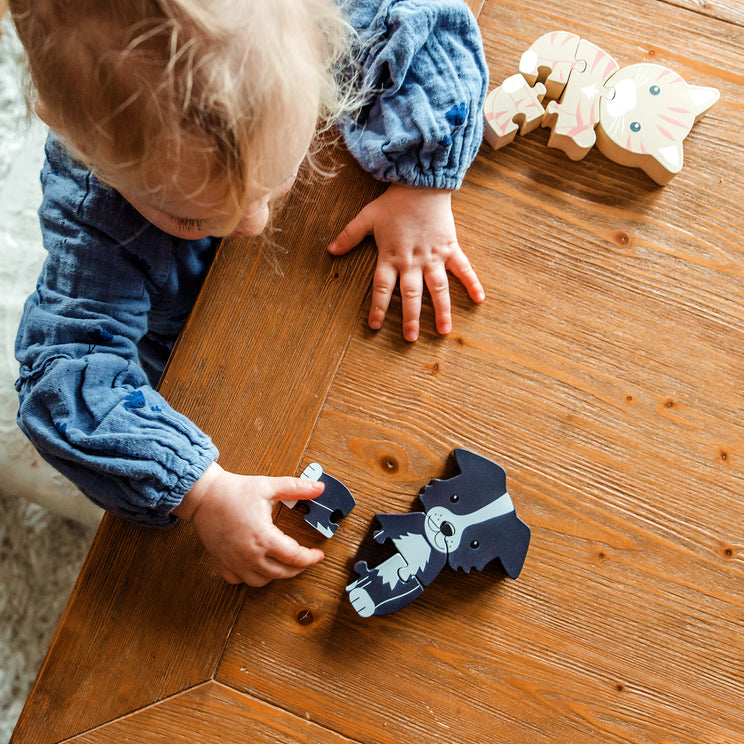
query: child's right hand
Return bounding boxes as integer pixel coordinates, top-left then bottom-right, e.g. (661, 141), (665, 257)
(174, 462), (325, 586)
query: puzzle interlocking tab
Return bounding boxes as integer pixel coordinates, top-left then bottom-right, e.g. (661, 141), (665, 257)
(346, 449), (531, 618)
(283, 463), (356, 538)
(484, 30), (719, 184)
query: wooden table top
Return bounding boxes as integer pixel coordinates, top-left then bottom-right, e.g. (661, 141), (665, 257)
(11, 1), (744, 742)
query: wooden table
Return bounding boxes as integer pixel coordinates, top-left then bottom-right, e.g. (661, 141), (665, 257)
(11, 1), (744, 741)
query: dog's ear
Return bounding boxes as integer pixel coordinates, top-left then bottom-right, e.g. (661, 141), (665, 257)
(452, 448), (507, 498)
(448, 510), (531, 577)
(494, 512), (531, 579)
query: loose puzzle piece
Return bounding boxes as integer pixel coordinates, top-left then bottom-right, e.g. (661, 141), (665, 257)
(484, 30), (719, 183)
(346, 449), (531, 618)
(282, 463), (356, 538)
(484, 74), (547, 150)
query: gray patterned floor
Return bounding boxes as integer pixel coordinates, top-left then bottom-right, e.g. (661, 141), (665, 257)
(0, 493), (96, 743)
(0, 16), (98, 743)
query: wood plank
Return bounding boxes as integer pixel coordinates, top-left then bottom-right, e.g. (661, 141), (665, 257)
(217, 1), (744, 741)
(158, 147), (384, 477)
(9, 517), (244, 744)
(68, 681), (354, 744)
(10, 148), (383, 744)
(483, 0), (743, 89)
(11, 0), (744, 741)
(660, 0), (744, 27)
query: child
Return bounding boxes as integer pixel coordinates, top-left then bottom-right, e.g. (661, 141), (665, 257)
(9, 0), (488, 586)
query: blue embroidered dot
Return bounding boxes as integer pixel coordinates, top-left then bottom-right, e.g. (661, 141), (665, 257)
(445, 102), (468, 127)
(440, 135), (452, 147)
(87, 327), (114, 344)
(151, 405), (162, 412)
(123, 390), (146, 409)
(54, 421), (67, 436)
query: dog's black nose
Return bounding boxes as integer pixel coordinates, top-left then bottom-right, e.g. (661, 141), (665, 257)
(440, 521), (455, 537)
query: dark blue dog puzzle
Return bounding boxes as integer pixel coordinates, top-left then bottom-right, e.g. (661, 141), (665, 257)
(346, 448), (531, 617)
(283, 463), (356, 538)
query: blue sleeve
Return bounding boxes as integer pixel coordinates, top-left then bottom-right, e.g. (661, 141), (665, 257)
(14, 137), (218, 528)
(340, 0), (488, 190)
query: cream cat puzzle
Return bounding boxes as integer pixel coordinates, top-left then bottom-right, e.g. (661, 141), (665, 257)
(484, 31), (719, 184)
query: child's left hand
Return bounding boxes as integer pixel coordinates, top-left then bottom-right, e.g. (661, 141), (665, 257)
(327, 184), (485, 342)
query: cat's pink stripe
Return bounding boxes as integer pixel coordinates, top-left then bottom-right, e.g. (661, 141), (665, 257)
(550, 31), (576, 50)
(656, 124), (676, 141)
(658, 113), (686, 129)
(588, 49), (616, 81)
(657, 68), (677, 83)
(492, 111), (513, 128)
(566, 107), (588, 137)
(667, 106), (692, 115)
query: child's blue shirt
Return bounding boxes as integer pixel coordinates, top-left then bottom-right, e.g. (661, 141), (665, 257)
(15, 0), (488, 527)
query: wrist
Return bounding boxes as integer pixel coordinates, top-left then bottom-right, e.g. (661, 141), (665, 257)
(174, 461), (223, 521)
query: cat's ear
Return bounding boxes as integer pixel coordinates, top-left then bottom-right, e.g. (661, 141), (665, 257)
(654, 142), (685, 177)
(687, 84), (719, 122)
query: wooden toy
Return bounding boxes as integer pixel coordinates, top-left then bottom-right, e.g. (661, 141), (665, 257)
(346, 449), (531, 618)
(283, 462), (356, 537)
(484, 75), (547, 150)
(484, 31), (719, 184)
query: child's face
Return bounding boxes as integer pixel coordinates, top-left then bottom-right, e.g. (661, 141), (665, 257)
(112, 118), (315, 240)
(115, 151), (304, 241)
(42, 100), (317, 241)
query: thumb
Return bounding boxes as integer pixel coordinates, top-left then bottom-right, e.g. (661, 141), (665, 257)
(328, 205), (375, 255)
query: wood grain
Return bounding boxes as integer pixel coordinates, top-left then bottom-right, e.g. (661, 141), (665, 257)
(10, 148), (383, 744)
(218, 1), (744, 742)
(67, 681), (352, 744)
(10, 0), (744, 742)
(9, 517), (245, 744)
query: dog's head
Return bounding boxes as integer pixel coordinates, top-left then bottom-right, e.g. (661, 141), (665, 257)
(419, 449), (531, 578)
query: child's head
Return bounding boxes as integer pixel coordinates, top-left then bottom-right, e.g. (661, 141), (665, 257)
(9, 0), (353, 238)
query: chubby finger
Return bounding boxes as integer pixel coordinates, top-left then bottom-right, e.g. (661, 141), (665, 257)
(447, 250), (485, 303)
(424, 265), (452, 335)
(327, 207), (374, 256)
(369, 262), (397, 330)
(272, 476), (324, 503)
(399, 269), (423, 342)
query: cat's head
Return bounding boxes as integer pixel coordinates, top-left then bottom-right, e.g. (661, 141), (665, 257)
(597, 63), (719, 184)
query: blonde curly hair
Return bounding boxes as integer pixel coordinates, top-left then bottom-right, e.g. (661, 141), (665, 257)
(9, 0), (355, 212)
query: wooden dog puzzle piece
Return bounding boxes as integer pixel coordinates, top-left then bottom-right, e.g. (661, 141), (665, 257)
(346, 449), (531, 618)
(282, 463), (356, 538)
(484, 30), (719, 183)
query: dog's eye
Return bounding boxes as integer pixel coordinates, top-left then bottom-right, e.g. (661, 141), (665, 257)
(470, 540), (480, 549)
(450, 494), (459, 503)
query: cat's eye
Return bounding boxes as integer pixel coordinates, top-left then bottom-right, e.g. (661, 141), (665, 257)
(630, 121), (642, 132)
(470, 540), (480, 549)
(450, 494), (459, 503)
(649, 85), (661, 96)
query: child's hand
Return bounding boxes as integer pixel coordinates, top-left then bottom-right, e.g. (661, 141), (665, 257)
(328, 184), (485, 342)
(174, 462), (325, 586)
